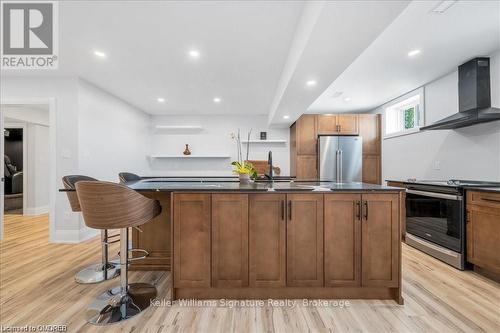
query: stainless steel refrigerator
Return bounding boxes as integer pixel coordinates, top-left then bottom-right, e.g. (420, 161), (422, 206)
(318, 136), (362, 182)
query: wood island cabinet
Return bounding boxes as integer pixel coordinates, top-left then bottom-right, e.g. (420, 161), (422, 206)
(286, 194), (324, 287)
(324, 194), (361, 287)
(361, 193), (399, 287)
(466, 191), (500, 281)
(212, 194), (249, 287)
(324, 193), (399, 288)
(173, 193), (211, 288)
(171, 191), (402, 303)
(249, 194), (286, 287)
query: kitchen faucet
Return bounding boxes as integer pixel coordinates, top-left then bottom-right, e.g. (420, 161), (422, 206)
(265, 150), (273, 181)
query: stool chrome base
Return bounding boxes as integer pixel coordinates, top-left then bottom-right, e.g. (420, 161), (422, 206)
(75, 263), (120, 284)
(86, 283), (157, 325)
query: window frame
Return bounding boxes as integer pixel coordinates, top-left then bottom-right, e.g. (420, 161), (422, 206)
(383, 87), (425, 139)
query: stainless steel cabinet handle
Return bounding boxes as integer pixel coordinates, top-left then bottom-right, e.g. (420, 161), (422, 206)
(356, 201), (361, 220)
(363, 201), (368, 220)
(288, 200), (292, 220)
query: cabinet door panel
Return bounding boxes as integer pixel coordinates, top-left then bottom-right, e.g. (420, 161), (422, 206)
(337, 115), (358, 134)
(317, 115), (338, 134)
(362, 155), (381, 184)
(297, 115), (317, 155)
(296, 155), (317, 180)
(249, 194), (286, 287)
(212, 194), (249, 287)
(359, 114), (381, 155)
(324, 194), (361, 287)
(361, 193), (399, 287)
(467, 205), (500, 274)
(287, 194), (324, 287)
(173, 193), (211, 288)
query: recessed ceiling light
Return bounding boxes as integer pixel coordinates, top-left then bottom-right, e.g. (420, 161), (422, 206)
(408, 49), (421, 57)
(431, 0), (457, 13)
(93, 50), (107, 58)
(157, 97), (165, 103)
(344, 97), (351, 102)
(213, 97), (221, 103)
(283, 115), (290, 119)
(188, 50), (200, 59)
(306, 80), (317, 87)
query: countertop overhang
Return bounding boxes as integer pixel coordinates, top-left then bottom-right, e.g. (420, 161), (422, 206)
(125, 179), (403, 192)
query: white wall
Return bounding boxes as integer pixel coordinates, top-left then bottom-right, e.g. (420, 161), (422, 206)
(373, 51), (500, 182)
(26, 123), (50, 215)
(1, 76), (153, 242)
(1, 76), (80, 242)
(78, 79), (151, 182)
(150, 115), (290, 176)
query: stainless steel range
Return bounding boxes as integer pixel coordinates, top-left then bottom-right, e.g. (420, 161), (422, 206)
(400, 179), (500, 269)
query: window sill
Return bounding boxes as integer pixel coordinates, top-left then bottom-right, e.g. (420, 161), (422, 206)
(383, 127), (421, 140)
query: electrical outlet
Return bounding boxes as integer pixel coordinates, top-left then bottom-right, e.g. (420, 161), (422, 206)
(433, 160), (441, 170)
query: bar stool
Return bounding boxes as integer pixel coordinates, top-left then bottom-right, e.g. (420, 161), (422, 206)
(76, 181), (161, 325)
(118, 172), (141, 183)
(62, 175), (120, 284)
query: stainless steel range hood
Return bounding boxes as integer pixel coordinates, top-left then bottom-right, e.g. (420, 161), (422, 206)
(421, 57), (500, 130)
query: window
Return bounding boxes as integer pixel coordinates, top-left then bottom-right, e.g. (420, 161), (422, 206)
(384, 88), (424, 138)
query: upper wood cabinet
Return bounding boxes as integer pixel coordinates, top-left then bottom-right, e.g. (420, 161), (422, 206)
(173, 193), (211, 288)
(296, 114), (318, 155)
(249, 194), (286, 287)
(212, 194), (249, 287)
(324, 194), (361, 287)
(337, 115), (358, 134)
(361, 193), (399, 287)
(317, 115), (358, 135)
(286, 194), (324, 287)
(317, 115), (338, 134)
(358, 114), (381, 155)
(466, 191), (500, 278)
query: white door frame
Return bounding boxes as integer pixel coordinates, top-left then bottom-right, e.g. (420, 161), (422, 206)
(0, 98), (56, 241)
(3, 122), (28, 216)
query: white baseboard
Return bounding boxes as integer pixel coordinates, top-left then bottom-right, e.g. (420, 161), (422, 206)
(51, 227), (99, 243)
(24, 205), (49, 216)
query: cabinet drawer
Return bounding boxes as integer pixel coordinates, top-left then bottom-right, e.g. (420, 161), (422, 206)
(467, 191), (500, 208)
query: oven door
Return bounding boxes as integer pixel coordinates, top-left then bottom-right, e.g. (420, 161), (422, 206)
(406, 189), (463, 252)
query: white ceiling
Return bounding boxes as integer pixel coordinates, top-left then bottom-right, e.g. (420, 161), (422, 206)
(309, 0), (500, 114)
(3, 1), (498, 127)
(1, 0), (409, 123)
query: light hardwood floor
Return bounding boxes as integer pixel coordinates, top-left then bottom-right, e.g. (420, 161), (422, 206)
(1, 214), (499, 332)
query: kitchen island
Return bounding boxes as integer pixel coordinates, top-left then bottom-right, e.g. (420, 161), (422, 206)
(125, 179), (404, 304)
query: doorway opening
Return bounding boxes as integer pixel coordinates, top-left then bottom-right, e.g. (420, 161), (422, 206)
(1, 104), (50, 239)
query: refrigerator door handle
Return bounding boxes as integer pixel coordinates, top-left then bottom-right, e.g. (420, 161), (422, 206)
(336, 150), (340, 182)
(339, 150), (343, 183)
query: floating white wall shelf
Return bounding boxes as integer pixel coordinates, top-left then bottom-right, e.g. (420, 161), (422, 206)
(149, 154), (230, 159)
(241, 140), (287, 144)
(153, 125), (203, 133)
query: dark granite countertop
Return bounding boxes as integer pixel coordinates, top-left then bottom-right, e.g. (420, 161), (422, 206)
(126, 178), (403, 192)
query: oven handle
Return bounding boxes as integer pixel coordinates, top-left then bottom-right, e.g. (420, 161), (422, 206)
(406, 189), (463, 201)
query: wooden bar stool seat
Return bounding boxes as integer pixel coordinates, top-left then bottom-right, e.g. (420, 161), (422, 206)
(62, 175), (120, 284)
(76, 181), (161, 325)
